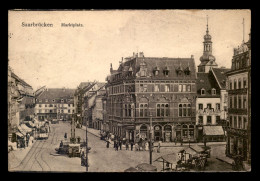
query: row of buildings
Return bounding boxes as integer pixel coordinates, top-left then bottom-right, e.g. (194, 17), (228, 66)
(8, 66), (35, 143)
(73, 22), (251, 164)
(9, 19), (250, 164)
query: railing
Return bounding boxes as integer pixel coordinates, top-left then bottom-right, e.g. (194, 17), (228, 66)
(196, 108), (221, 115)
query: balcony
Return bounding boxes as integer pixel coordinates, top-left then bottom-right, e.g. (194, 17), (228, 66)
(197, 108), (221, 115)
(226, 127), (248, 137)
(228, 108), (247, 115)
(228, 88), (248, 95)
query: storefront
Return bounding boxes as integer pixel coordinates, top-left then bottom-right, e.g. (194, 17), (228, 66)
(139, 125), (148, 139)
(164, 125), (172, 142)
(203, 125), (225, 142)
(154, 125), (162, 141)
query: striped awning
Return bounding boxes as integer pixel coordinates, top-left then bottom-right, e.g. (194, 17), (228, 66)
(20, 124), (32, 133)
(18, 126), (27, 135)
(16, 131), (24, 138)
(203, 126), (224, 136)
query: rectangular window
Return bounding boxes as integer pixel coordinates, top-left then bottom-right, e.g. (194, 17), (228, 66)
(157, 104), (160, 117)
(216, 103), (220, 110)
(238, 96), (242, 108)
(243, 78), (247, 88)
(229, 116), (233, 128)
(207, 116), (212, 124)
(199, 104), (203, 110)
(165, 84), (170, 92)
(198, 116), (203, 124)
(243, 96), (247, 108)
(243, 117), (247, 129)
(39, 104), (42, 107)
(143, 84), (147, 92)
(178, 84), (182, 92)
(140, 84), (144, 92)
(234, 96), (237, 108)
(234, 116), (237, 128)
(68, 109), (70, 113)
(45, 104), (47, 107)
(183, 85), (186, 92)
(187, 85), (191, 92)
(155, 85), (160, 92)
(216, 116), (221, 125)
(238, 80), (241, 89)
(238, 116), (242, 129)
(207, 104), (212, 109)
(230, 81), (232, 90)
(230, 96), (233, 108)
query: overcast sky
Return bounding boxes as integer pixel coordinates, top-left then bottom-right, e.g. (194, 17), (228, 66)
(8, 10), (251, 90)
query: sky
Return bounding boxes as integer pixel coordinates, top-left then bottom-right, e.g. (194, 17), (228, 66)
(8, 10), (251, 91)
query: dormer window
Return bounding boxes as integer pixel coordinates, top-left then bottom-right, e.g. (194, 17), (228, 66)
(201, 88), (205, 95)
(61, 99), (64, 102)
(163, 66), (170, 77)
(155, 70), (159, 76)
(52, 99), (55, 102)
(212, 88), (216, 95)
(140, 70), (146, 77)
(45, 99), (48, 102)
(39, 99), (42, 103)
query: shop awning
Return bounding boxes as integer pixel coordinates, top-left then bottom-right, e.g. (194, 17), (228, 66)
(28, 121), (36, 128)
(16, 131), (24, 138)
(154, 153), (178, 164)
(18, 126), (27, 136)
(203, 126), (224, 136)
(189, 145), (204, 153)
(20, 124), (32, 133)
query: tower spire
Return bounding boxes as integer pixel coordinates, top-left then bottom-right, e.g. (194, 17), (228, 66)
(242, 18), (245, 43)
(206, 15), (209, 34)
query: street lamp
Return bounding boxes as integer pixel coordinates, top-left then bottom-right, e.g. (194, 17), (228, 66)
(149, 113), (153, 165)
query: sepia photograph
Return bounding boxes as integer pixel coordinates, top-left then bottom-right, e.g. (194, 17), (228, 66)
(8, 9), (251, 172)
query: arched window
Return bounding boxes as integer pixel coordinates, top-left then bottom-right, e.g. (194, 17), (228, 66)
(125, 104), (127, 117)
(187, 104), (191, 116)
(182, 124), (188, 138)
(201, 88), (205, 95)
(157, 104), (160, 117)
(234, 79), (237, 89)
(165, 104), (169, 116)
(238, 79), (241, 89)
(179, 104), (182, 117)
(183, 104), (187, 116)
(128, 104), (132, 117)
(144, 104), (148, 117)
(161, 104), (165, 117)
(140, 104), (144, 117)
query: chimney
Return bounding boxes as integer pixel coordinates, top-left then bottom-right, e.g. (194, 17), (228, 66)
(191, 55), (194, 59)
(110, 63), (113, 73)
(133, 52), (135, 57)
(139, 52), (144, 57)
(122, 57), (123, 62)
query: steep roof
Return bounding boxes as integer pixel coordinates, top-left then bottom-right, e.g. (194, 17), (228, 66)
(11, 72), (32, 88)
(36, 88), (75, 103)
(135, 57), (196, 80)
(211, 68), (230, 89)
(196, 72), (220, 97)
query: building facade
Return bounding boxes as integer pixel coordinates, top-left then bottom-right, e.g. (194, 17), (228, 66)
(35, 88), (75, 121)
(195, 23), (230, 142)
(106, 52), (197, 143)
(8, 66), (35, 142)
(226, 31), (251, 163)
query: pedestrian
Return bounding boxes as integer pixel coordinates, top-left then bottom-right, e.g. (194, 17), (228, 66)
(119, 139), (122, 150)
(106, 139), (110, 148)
(135, 143), (139, 151)
(157, 140), (161, 153)
(126, 141), (129, 150)
(114, 140), (116, 148)
(130, 141), (134, 151)
(60, 140), (63, 148)
(115, 140), (119, 151)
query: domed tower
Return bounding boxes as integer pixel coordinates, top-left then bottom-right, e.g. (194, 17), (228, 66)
(198, 16), (218, 73)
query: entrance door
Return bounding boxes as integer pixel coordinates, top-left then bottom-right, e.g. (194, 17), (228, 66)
(176, 131), (181, 141)
(164, 125), (172, 142)
(154, 125), (162, 141)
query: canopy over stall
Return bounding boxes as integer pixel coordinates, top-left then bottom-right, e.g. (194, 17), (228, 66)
(203, 126), (224, 136)
(20, 124), (32, 133)
(135, 163), (157, 172)
(154, 153), (179, 171)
